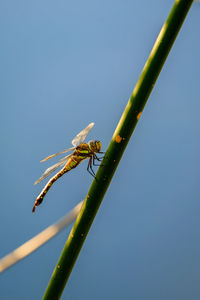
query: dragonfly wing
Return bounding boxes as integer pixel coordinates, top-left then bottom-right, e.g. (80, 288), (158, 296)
(34, 154), (72, 185)
(72, 122), (94, 147)
(40, 147), (75, 162)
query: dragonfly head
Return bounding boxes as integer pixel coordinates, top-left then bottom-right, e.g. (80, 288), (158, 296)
(88, 140), (101, 153)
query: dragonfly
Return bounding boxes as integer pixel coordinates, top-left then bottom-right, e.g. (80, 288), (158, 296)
(32, 122), (103, 213)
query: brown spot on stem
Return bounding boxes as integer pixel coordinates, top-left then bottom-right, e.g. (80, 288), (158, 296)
(103, 175), (107, 181)
(137, 112), (142, 120)
(115, 135), (122, 143)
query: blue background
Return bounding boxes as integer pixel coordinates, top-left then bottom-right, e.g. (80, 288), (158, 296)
(0, 1), (200, 299)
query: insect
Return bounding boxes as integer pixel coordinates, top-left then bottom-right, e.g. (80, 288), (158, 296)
(32, 122), (104, 213)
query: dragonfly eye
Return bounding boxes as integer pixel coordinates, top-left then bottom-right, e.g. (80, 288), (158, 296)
(88, 140), (101, 152)
(95, 141), (101, 152)
(96, 141), (101, 152)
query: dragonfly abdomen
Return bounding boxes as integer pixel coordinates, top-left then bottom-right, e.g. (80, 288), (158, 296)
(32, 157), (81, 213)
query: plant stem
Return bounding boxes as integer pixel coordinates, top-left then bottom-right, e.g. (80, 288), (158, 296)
(43, 1), (193, 299)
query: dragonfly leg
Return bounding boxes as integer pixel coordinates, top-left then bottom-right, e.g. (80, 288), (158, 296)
(96, 157), (104, 161)
(87, 157), (96, 178)
(93, 154), (104, 167)
(92, 156), (100, 167)
(94, 153), (104, 161)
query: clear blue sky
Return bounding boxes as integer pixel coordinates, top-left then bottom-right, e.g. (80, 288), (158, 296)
(0, 1), (200, 299)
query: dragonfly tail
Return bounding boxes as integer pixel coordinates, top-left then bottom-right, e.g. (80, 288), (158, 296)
(32, 158), (78, 213)
(32, 167), (68, 213)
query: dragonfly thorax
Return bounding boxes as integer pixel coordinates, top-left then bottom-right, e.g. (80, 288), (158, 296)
(88, 140), (101, 153)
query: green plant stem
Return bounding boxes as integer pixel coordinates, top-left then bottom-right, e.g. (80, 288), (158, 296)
(43, 1), (193, 299)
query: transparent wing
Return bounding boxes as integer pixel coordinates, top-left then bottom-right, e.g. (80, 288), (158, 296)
(34, 154), (72, 185)
(40, 147), (75, 162)
(40, 122), (94, 162)
(72, 122), (94, 147)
